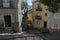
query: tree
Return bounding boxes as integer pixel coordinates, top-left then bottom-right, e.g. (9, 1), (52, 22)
(41, 0), (59, 12)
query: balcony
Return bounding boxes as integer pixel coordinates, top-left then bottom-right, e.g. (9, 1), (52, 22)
(35, 16), (42, 20)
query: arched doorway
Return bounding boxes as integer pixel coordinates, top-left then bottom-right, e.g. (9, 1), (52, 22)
(4, 15), (11, 27)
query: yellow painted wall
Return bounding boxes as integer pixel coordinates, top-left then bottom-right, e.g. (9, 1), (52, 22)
(32, 1), (50, 29)
(27, 11), (32, 21)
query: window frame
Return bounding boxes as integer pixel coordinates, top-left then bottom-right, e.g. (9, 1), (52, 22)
(45, 13), (47, 16)
(35, 12), (42, 20)
(3, 0), (10, 8)
(54, 24), (58, 28)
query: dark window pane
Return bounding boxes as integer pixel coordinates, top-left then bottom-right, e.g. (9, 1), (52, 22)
(36, 3), (42, 11)
(36, 8), (42, 11)
(45, 13), (47, 16)
(35, 16), (42, 20)
(0, 0), (3, 8)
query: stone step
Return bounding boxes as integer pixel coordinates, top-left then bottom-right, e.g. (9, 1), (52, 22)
(0, 27), (13, 33)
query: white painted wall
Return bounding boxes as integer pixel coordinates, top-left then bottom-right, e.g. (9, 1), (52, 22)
(18, 0), (27, 32)
(18, 0), (23, 32)
(50, 12), (60, 29)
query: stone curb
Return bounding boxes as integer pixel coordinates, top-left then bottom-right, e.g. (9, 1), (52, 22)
(0, 32), (24, 35)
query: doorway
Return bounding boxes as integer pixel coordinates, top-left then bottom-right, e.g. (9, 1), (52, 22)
(44, 21), (47, 28)
(4, 15), (11, 27)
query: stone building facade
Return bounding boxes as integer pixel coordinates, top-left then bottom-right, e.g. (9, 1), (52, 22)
(0, 0), (28, 33)
(0, 0), (20, 33)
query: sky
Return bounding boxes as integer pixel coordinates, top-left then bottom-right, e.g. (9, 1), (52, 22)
(27, 0), (32, 5)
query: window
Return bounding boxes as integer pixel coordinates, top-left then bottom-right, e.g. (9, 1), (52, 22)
(21, 2), (25, 10)
(0, 0), (3, 8)
(36, 8), (42, 11)
(27, 21), (31, 24)
(21, 2), (24, 10)
(35, 12), (42, 20)
(14, 1), (18, 8)
(37, 12), (41, 16)
(36, 4), (42, 11)
(3, 0), (10, 7)
(36, 16), (42, 20)
(21, 2), (27, 10)
(3, 0), (10, 3)
(54, 24), (58, 28)
(45, 13), (47, 16)
(37, 21), (40, 24)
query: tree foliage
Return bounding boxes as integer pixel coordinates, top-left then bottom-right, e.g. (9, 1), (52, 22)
(41, 0), (60, 12)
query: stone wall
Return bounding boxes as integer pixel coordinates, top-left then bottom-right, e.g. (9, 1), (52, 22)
(0, 22), (19, 33)
(0, 9), (20, 33)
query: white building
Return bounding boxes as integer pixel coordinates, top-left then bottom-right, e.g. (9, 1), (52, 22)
(49, 12), (60, 30)
(18, 0), (28, 32)
(0, 0), (28, 33)
(49, 3), (60, 31)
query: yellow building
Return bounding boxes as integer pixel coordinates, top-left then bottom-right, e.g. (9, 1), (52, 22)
(27, 10), (32, 27)
(32, 1), (50, 29)
(27, 10), (32, 21)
